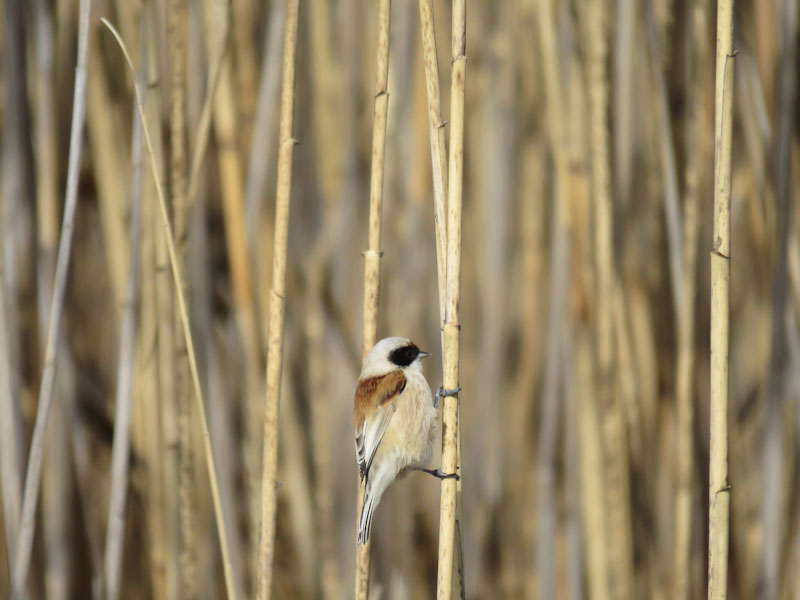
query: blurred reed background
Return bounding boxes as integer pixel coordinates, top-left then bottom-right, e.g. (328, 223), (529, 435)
(0, 0), (798, 598)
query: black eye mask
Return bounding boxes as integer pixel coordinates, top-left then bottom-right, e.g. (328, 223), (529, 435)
(389, 343), (421, 368)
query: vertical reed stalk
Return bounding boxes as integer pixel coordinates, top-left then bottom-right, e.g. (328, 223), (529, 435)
(436, 1), (465, 598)
(255, 0), (299, 596)
(673, 3), (706, 595)
(355, 1), (392, 597)
(708, 0), (735, 598)
(418, 0), (448, 324)
(0, 223), (21, 583)
(100, 18), (238, 600)
(146, 7), (181, 595)
(584, 0), (634, 596)
(103, 32), (147, 600)
(645, 0), (683, 317)
(166, 0), (199, 594)
(761, 0), (796, 595)
(534, 0), (572, 593)
(12, 1), (91, 595)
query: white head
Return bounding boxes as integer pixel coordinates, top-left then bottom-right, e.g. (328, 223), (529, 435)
(360, 337), (430, 378)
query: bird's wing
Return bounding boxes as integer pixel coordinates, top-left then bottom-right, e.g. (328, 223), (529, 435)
(354, 370), (407, 480)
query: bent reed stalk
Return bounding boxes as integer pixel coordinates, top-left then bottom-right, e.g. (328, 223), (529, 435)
(100, 19), (238, 600)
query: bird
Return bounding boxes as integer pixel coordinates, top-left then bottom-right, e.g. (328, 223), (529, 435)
(353, 336), (459, 544)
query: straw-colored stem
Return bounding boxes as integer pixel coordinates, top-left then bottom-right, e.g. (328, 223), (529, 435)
(417, 0), (448, 325)
(761, 0), (796, 595)
(100, 18), (238, 600)
(255, 0), (299, 596)
(11, 1), (91, 595)
(584, 0), (633, 596)
(645, 0), (683, 318)
(86, 28), (129, 312)
(673, 4), (705, 595)
(166, 1), (199, 595)
(436, 1), (465, 597)
(355, 2), (392, 598)
(103, 33), (147, 600)
(708, 0), (735, 597)
(534, 0), (572, 591)
(0, 223), (21, 582)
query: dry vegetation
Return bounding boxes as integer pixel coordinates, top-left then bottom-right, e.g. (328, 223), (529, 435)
(0, 0), (799, 598)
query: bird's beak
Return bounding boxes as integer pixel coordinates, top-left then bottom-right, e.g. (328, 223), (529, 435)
(419, 351), (431, 359)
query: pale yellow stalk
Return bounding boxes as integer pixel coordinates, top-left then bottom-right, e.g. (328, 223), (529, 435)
(255, 0), (299, 596)
(436, 0), (466, 597)
(100, 19), (238, 600)
(708, 1), (735, 598)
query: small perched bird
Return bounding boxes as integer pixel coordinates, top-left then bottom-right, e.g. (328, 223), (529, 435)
(354, 337), (457, 544)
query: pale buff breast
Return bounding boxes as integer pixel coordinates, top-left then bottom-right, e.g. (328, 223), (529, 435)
(375, 370), (438, 473)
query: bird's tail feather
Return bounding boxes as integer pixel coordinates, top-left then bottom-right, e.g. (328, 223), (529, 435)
(357, 485), (377, 544)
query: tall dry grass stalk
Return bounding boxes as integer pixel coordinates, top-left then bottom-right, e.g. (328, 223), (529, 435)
(584, 0), (633, 597)
(418, 0), (448, 323)
(355, 2), (392, 598)
(534, 0), (572, 594)
(256, 0), (299, 596)
(102, 28), (147, 600)
(436, 0), (466, 598)
(708, 0), (735, 598)
(761, 0), (796, 596)
(100, 18), (238, 600)
(11, 1), (92, 595)
(672, 3), (706, 596)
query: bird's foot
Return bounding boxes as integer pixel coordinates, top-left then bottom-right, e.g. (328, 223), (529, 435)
(422, 468), (460, 481)
(435, 385), (461, 408)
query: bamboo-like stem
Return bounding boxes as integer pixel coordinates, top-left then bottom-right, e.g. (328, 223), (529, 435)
(11, 1), (92, 595)
(417, 0), (448, 325)
(354, 2), (392, 598)
(708, 0), (735, 598)
(255, 0), (299, 596)
(761, 0), (796, 595)
(672, 3), (706, 596)
(436, 1), (465, 598)
(584, 0), (634, 596)
(103, 32), (147, 600)
(100, 19), (238, 600)
(143, 6), (181, 596)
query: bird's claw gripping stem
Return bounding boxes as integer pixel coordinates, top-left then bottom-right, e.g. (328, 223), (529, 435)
(422, 468), (460, 481)
(435, 384), (461, 408)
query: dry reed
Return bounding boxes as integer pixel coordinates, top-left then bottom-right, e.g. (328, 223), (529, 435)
(355, 2), (393, 598)
(436, 0), (466, 597)
(11, 1), (92, 595)
(708, 0), (735, 597)
(256, 0), (300, 596)
(100, 18), (238, 600)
